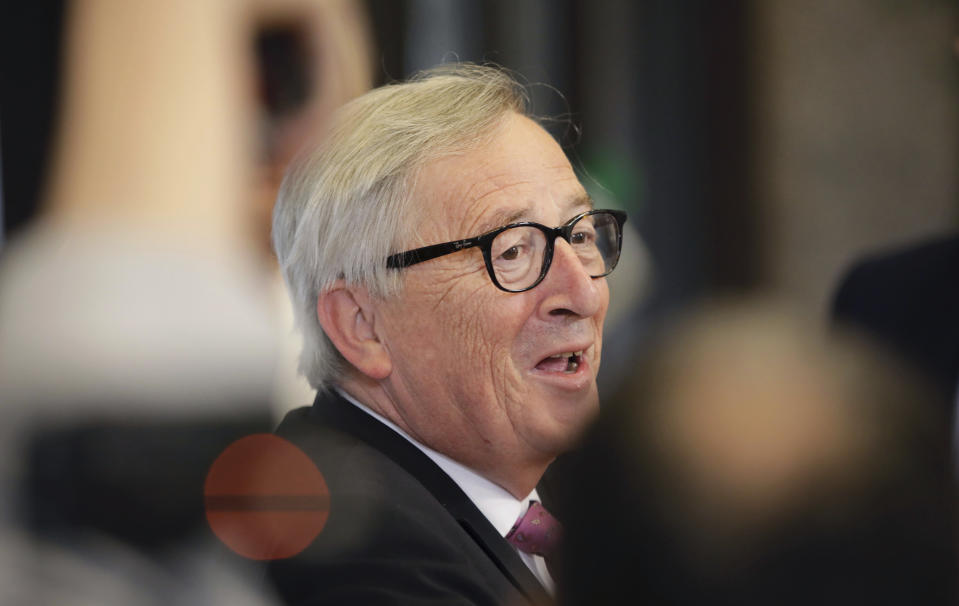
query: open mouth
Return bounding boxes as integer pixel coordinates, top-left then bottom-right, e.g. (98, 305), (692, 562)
(535, 351), (584, 374)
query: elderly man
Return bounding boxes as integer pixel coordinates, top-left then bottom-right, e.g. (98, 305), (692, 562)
(268, 64), (626, 605)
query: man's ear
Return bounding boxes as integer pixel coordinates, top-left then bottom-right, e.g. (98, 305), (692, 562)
(316, 282), (392, 380)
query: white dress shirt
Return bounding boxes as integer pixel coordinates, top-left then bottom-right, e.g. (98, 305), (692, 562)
(336, 388), (555, 594)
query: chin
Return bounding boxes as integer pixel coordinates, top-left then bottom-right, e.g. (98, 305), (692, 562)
(536, 387), (600, 455)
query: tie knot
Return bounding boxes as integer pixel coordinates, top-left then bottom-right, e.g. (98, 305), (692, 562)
(506, 500), (562, 561)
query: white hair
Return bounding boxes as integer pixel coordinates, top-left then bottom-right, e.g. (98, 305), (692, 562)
(272, 64), (530, 391)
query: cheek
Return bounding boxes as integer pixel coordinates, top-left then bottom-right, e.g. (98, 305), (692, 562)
(597, 279), (611, 317)
(392, 279), (492, 369)
(394, 269), (536, 388)
(454, 289), (529, 351)
(593, 280), (611, 345)
(443, 292), (534, 391)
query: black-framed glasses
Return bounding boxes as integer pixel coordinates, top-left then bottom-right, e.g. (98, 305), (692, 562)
(386, 209), (627, 293)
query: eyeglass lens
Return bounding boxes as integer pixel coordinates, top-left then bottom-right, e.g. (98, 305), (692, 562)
(489, 211), (621, 291)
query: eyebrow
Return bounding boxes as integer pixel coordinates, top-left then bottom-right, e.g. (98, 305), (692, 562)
(570, 192), (595, 212)
(473, 193), (595, 236)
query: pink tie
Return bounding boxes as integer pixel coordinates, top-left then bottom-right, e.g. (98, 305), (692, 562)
(505, 500), (562, 576)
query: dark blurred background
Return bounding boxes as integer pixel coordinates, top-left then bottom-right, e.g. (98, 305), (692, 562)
(3, 0), (958, 327)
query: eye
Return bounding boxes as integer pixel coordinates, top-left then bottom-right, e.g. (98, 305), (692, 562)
(492, 228), (534, 263)
(499, 245), (522, 261)
(570, 228), (596, 246)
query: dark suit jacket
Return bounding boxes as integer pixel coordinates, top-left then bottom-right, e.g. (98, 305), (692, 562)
(832, 234), (959, 408)
(267, 389), (552, 605)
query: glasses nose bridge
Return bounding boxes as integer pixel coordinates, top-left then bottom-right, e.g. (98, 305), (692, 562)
(543, 222), (589, 276)
(548, 222), (574, 246)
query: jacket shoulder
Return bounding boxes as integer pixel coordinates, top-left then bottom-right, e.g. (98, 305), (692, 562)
(265, 404), (524, 606)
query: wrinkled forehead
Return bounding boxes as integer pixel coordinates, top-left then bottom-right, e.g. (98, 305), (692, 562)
(410, 114), (592, 243)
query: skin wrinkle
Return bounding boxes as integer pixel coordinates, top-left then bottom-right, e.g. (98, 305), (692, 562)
(421, 255), (487, 313)
(431, 275), (487, 313)
(452, 125), (583, 236)
(422, 120), (594, 250)
(459, 179), (592, 239)
(460, 186), (531, 236)
(382, 298), (502, 450)
(348, 112), (608, 497)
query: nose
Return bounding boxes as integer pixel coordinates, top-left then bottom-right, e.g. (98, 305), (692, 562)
(536, 238), (606, 321)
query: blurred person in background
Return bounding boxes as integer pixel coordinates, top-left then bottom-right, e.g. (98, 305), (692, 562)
(560, 301), (957, 606)
(267, 63), (626, 605)
(0, 1), (371, 604)
(833, 235), (959, 442)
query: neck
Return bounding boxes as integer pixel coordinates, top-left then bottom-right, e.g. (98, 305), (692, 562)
(336, 374), (551, 500)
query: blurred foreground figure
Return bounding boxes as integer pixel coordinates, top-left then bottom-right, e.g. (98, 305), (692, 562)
(561, 301), (957, 606)
(0, 1), (370, 604)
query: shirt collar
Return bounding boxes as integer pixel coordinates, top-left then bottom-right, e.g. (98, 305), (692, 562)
(334, 387), (537, 537)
